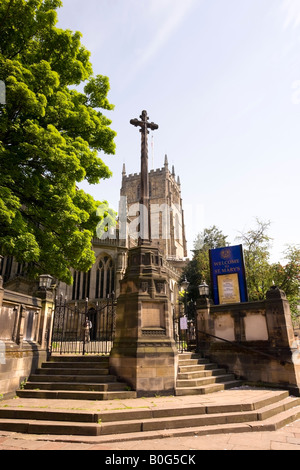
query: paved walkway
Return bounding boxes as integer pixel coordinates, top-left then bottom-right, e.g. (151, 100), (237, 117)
(0, 389), (300, 450)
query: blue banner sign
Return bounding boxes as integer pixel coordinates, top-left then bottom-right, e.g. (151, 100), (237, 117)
(209, 245), (248, 305)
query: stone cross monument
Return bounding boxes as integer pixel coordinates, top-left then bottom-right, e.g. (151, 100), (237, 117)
(109, 111), (178, 396)
(130, 110), (158, 245)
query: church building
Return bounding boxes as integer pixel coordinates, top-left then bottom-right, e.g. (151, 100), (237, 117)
(0, 156), (188, 316)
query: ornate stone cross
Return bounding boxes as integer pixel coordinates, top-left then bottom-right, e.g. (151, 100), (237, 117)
(130, 110), (159, 245)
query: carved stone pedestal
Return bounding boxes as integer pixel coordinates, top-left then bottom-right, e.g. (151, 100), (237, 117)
(109, 245), (178, 396)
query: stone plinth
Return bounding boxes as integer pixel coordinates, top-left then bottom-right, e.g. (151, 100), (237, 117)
(109, 246), (178, 396)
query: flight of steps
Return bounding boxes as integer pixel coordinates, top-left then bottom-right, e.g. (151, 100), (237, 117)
(0, 390), (300, 439)
(1, 353), (300, 439)
(16, 355), (137, 401)
(176, 353), (242, 395)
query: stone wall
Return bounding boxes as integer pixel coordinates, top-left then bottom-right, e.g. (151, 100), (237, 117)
(0, 278), (54, 398)
(196, 286), (300, 395)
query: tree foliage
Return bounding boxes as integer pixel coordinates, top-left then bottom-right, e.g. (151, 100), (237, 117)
(0, 0), (117, 284)
(237, 219), (273, 301)
(183, 220), (300, 322)
(182, 226), (228, 301)
(271, 245), (300, 320)
(193, 225), (228, 251)
(238, 220), (300, 320)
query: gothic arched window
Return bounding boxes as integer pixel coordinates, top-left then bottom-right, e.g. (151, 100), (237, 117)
(95, 256), (115, 299)
(71, 269), (91, 300)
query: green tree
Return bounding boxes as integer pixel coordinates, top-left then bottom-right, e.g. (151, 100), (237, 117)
(237, 219), (273, 301)
(182, 226), (228, 301)
(239, 221), (300, 320)
(0, 0), (116, 284)
(271, 245), (300, 321)
(193, 225), (228, 251)
(183, 220), (300, 323)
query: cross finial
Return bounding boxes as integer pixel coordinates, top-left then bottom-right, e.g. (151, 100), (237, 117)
(130, 110), (159, 245)
(130, 110), (159, 134)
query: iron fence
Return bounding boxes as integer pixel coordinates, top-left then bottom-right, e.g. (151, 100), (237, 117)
(173, 315), (197, 352)
(50, 297), (116, 356)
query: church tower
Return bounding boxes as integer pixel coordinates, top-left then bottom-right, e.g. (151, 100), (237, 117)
(120, 155), (187, 263)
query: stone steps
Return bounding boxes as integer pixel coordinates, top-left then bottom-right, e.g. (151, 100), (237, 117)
(16, 390), (137, 400)
(1, 353), (300, 439)
(175, 353), (242, 395)
(16, 355), (136, 401)
(16, 353), (242, 400)
(49, 355), (110, 362)
(178, 368), (228, 379)
(177, 374), (236, 388)
(0, 419), (100, 436)
(29, 374), (117, 383)
(1, 391), (300, 438)
(41, 362), (109, 370)
(22, 382), (129, 392)
(36, 368), (110, 376)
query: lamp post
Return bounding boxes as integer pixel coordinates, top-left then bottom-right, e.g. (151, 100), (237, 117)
(181, 277), (190, 292)
(180, 277), (190, 352)
(39, 274), (53, 290)
(198, 281), (209, 299)
(37, 275), (55, 355)
(181, 277), (190, 318)
(195, 281), (210, 353)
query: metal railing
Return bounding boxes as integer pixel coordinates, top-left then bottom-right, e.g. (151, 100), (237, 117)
(197, 329), (293, 366)
(50, 297), (116, 356)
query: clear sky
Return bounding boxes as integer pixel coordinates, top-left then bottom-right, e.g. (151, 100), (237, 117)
(57, 0), (300, 262)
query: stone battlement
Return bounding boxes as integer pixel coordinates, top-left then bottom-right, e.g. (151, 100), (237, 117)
(123, 167), (179, 185)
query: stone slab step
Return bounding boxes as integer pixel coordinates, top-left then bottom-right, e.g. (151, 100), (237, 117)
(178, 358), (210, 366)
(29, 374), (117, 383)
(0, 394), (298, 437)
(175, 380), (243, 395)
(22, 381), (127, 392)
(36, 368), (110, 376)
(178, 368), (227, 380)
(16, 389), (137, 400)
(176, 374), (236, 388)
(94, 406), (300, 443)
(0, 408), (100, 423)
(49, 355), (109, 363)
(41, 362), (108, 369)
(0, 390), (290, 423)
(93, 392), (290, 422)
(178, 353), (203, 359)
(0, 419), (101, 436)
(178, 363), (219, 373)
(93, 395), (300, 436)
